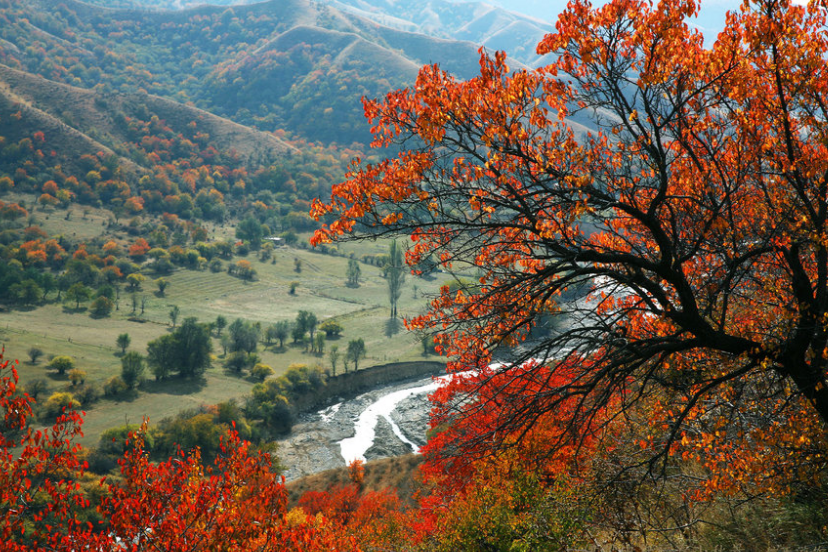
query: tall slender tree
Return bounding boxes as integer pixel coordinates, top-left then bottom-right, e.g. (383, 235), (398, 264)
(386, 240), (405, 318)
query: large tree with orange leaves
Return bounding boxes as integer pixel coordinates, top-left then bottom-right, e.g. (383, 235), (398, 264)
(313, 0), (828, 495)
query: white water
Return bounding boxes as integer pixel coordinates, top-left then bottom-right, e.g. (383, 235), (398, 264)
(319, 402), (342, 423)
(337, 378), (446, 463)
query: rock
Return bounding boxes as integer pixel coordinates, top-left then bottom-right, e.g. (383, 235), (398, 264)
(274, 376), (437, 481)
(365, 417), (415, 460)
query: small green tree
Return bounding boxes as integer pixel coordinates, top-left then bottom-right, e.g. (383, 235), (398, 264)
(386, 239), (406, 318)
(224, 351), (249, 374)
(228, 318), (259, 354)
(346, 338), (366, 372)
(90, 296), (114, 317)
(314, 332), (326, 356)
(147, 317), (212, 380)
(65, 282), (92, 309)
(27, 347), (44, 364)
(346, 257), (361, 287)
(11, 279), (42, 306)
(215, 314), (227, 336)
(121, 351), (144, 389)
(329, 345), (340, 376)
(116, 333), (131, 354)
(296, 311), (318, 342)
(169, 305), (180, 327)
(48, 355), (75, 376)
(155, 277), (169, 296)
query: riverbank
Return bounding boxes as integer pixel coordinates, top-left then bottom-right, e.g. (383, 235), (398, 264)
(275, 376), (439, 480)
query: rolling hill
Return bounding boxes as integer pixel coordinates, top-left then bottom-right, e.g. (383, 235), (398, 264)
(2, 0), (487, 146)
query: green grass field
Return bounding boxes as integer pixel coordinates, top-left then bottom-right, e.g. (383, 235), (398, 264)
(2, 204), (452, 446)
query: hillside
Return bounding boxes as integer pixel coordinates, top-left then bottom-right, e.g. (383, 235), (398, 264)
(0, 63), (295, 177)
(1, 0), (485, 146)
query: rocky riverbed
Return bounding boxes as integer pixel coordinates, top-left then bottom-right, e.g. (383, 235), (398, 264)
(274, 377), (436, 481)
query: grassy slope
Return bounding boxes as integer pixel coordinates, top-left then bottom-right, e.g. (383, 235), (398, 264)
(286, 453), (424, 507)
(3, 203), (451, 446)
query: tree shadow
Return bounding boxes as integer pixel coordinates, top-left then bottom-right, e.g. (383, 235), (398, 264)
(140, 376), (207, 395)
(62, 305), (88, 314)
(385, 317), (402, 337)
(107, 389), (141, 403)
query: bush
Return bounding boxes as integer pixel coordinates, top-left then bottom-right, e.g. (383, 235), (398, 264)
(319, 319), (344, 337)
(48, 355), (75, 375)
(42, 391), (80, 419)
(68, 368), (87, 386)
(103, 376), (128, 397)
(250, 363), (274, 382)
(73, 383), (101, 406)
(224, 351), (246, 374)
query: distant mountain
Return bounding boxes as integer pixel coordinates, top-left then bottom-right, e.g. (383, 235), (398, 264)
(328, 0), (555, 67)
(2, 0), (486, 146)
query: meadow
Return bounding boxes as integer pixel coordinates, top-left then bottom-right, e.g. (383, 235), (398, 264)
(1, 203), (450, 446)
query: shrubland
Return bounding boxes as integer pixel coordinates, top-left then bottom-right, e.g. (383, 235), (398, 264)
(3, 0), (828, 549)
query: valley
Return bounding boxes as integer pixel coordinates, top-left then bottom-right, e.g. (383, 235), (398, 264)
(1, 0), (826, 550)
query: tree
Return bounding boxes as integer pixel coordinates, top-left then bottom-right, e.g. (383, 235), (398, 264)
(314, 332), (326, 356)
(126, 272), (146, 290)
(155, 277), (169, 296)
(146, 334), (176, 381)
(116, 332), (131, 354)
(10, 279), (42, 306)
(386, 239), (405, 318)
(27, 346), (43, 364)
(346, 257), (361, 287)
(121, 351), (145, 389)
(215, 314), (227, 336)
(272, 320), (289, 348)
(319, 319), (344, 338)
(64, 282), (91, 309)
(228, 318), (260, 354)
(346, 339), (365, 372)
(68, 368), (86, 386)
(235, 215), (264, 248)
(251, 363), (274, 382)
(172, 317), (213, 378)
(329, 345), (340, 376)
(89, 296), (114, 317)
(48, 355), (74, 376)
(0, 353), (345, 551)
(169, 305), (180, 327)
(147, 317), (212, 379)
(312, 0), (828, 502)
(296, 310), (318, 342)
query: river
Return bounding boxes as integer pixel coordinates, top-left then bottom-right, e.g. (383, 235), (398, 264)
(275, 376), (439, 480)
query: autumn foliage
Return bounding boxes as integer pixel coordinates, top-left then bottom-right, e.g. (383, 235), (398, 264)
(312, 0), (828, 532)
